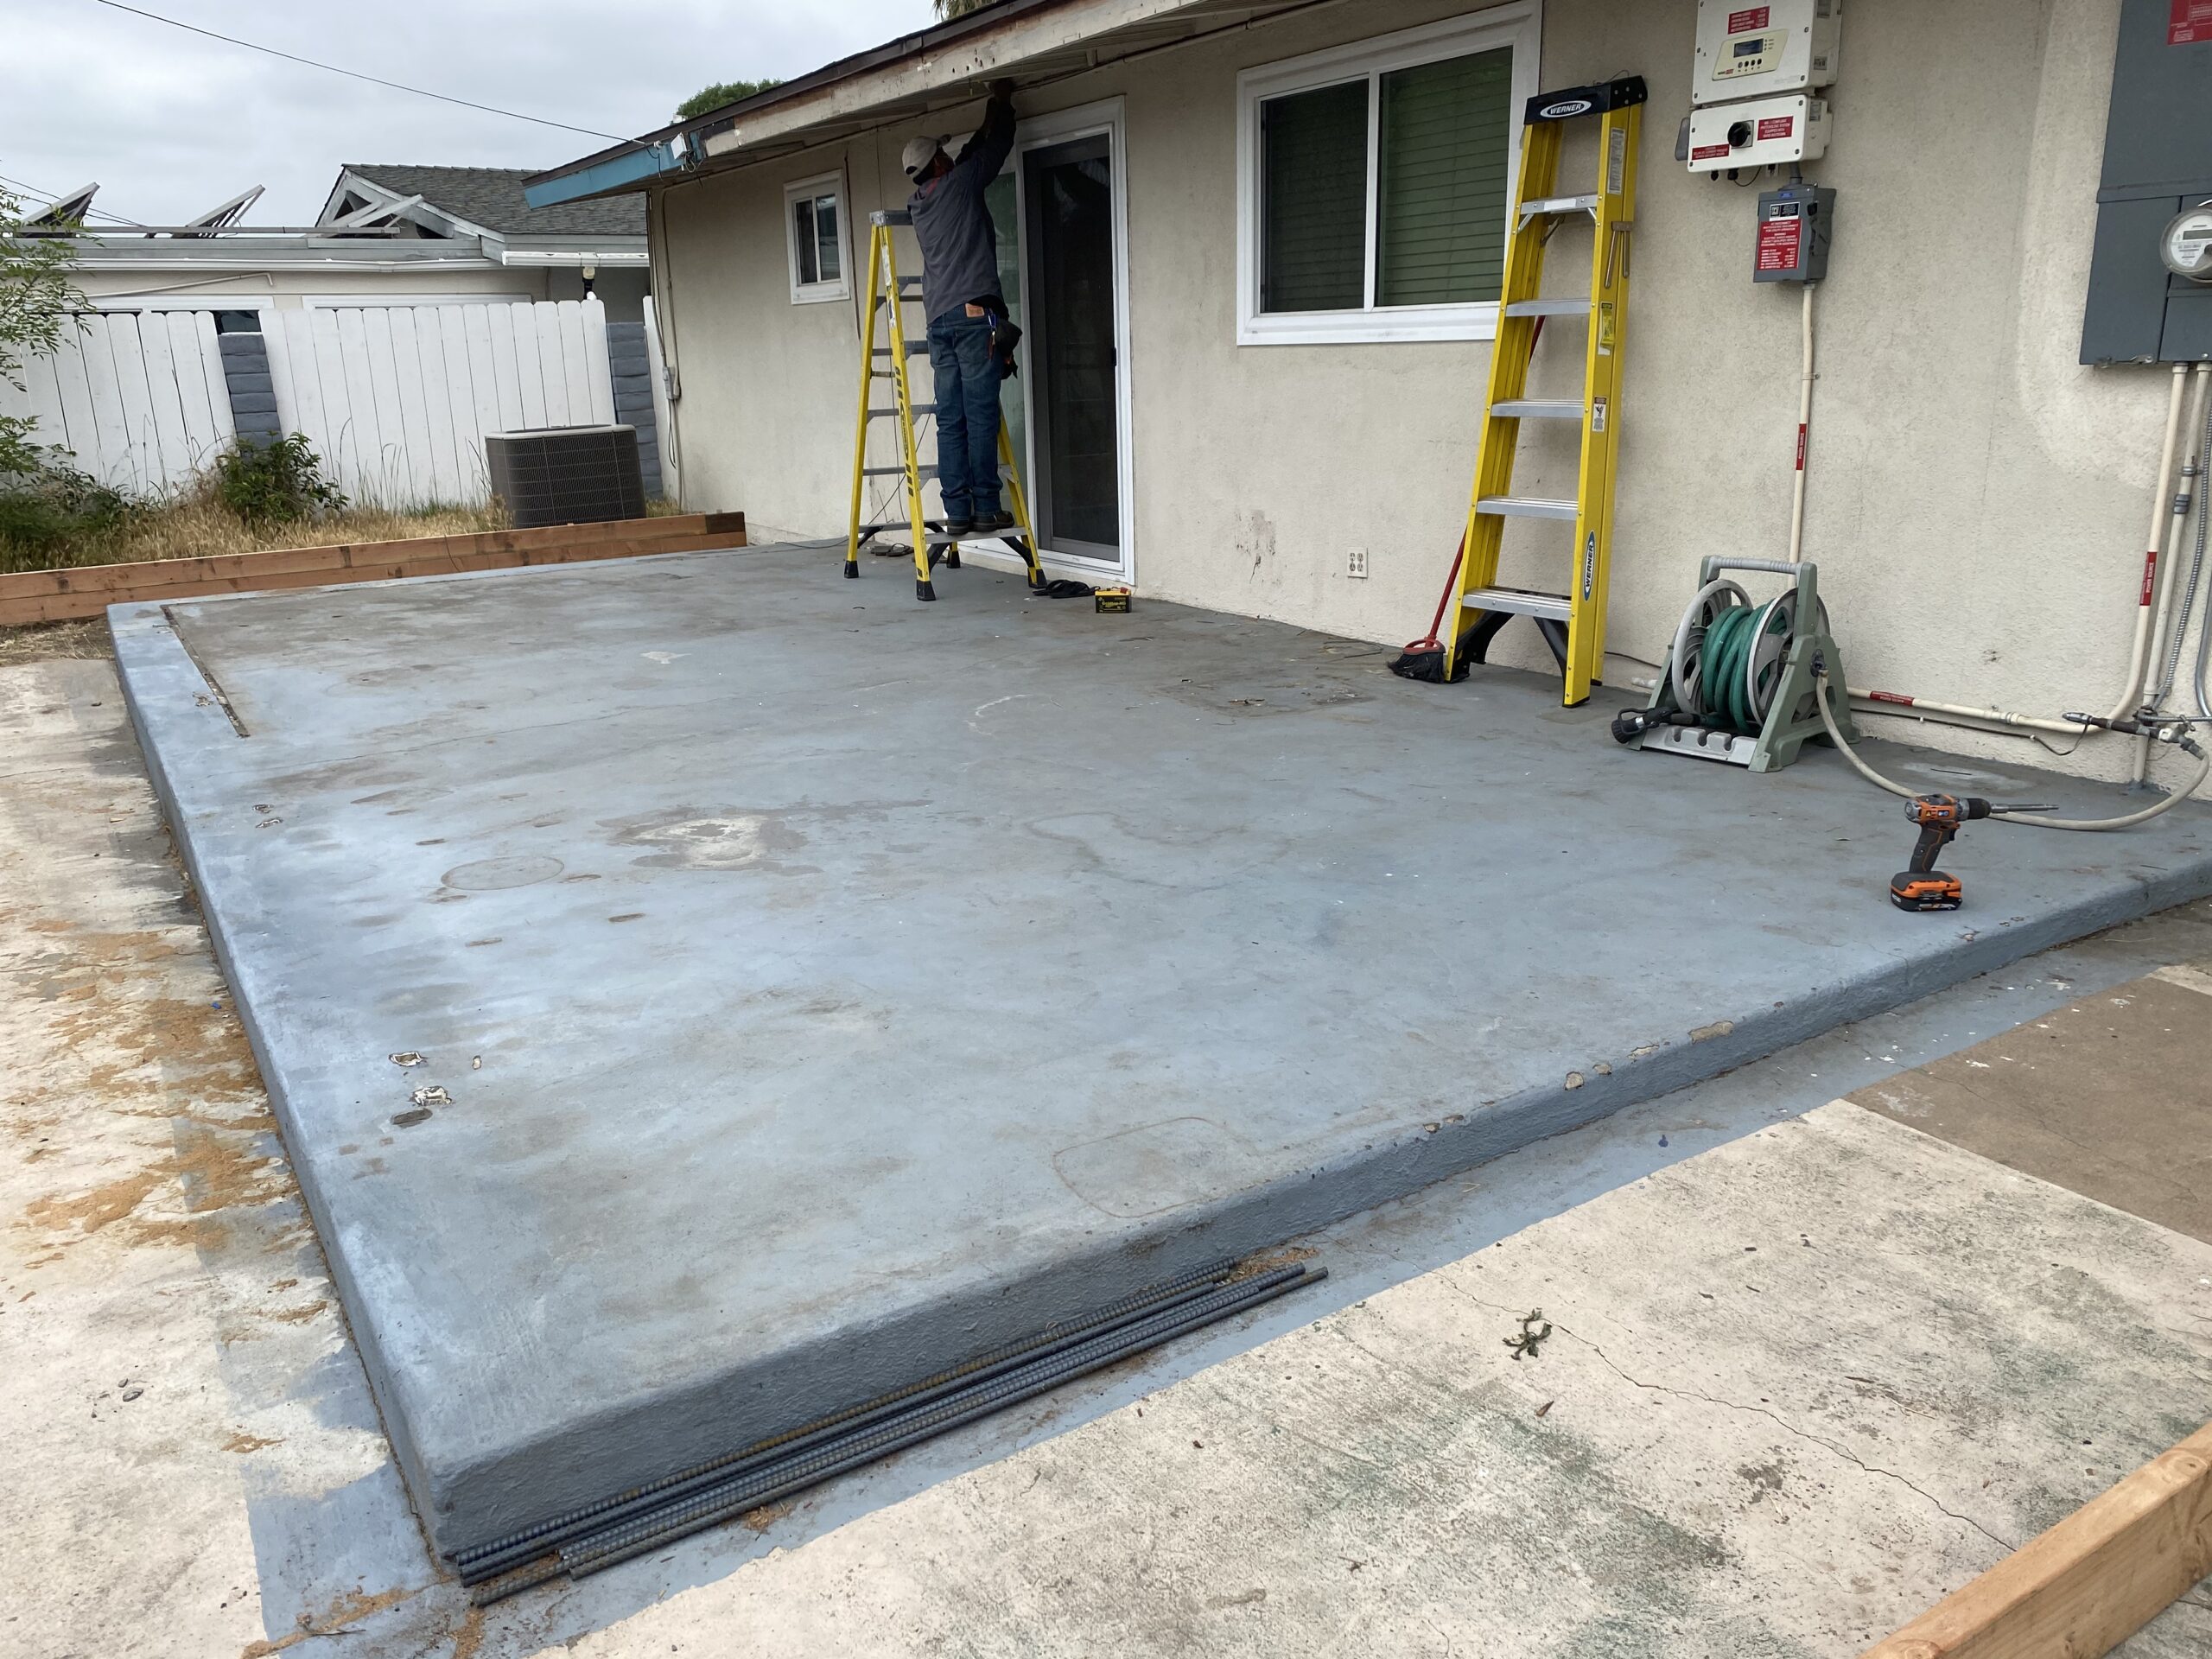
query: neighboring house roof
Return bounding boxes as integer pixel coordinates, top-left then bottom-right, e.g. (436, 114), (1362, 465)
(340, 164), (644, 239)
(529, 0), (1313, 207)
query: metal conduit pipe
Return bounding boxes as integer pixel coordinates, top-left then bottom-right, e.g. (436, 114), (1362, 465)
(2197, 483), (2212, 719)
(2136, 364), (2212, 781)
(2107, 364), (2201, 724)
(1834, 365), (2209, 746)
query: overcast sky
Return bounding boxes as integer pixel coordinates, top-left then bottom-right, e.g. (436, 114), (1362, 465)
(0, 0), (938, 225)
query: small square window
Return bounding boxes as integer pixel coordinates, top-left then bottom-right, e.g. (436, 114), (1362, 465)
(785, 175), (849, 303)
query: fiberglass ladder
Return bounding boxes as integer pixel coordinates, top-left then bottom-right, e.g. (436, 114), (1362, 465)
(845, 209), (1045, 601)
(1441, 77), (1646, 707)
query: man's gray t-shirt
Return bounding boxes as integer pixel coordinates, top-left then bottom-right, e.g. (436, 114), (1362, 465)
(908, 97), (1017, 325)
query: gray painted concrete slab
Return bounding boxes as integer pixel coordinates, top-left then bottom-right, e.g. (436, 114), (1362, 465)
(107, 546), (2212, 1556)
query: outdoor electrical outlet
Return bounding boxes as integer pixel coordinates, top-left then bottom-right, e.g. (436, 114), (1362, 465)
(1348, 547), (1370, 579)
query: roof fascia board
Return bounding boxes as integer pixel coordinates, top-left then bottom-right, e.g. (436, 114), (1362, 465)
(527, 0), (1207, 204)
(700, 0), (1201, 162)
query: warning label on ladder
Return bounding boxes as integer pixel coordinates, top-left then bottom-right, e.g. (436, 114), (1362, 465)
(2174, 0), (2212, 45)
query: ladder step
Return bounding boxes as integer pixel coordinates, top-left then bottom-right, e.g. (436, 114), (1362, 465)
(1476, 495), (1580, 521)
(1461, 586), (1572, 622)
(873, 341), (931, 356)
(863, 465), (939, 479)
(859, 522), (1033, 546)
(1490, 399), (1584, 421)
(870, 404), (940, 417)
(1503, 299), (1592, 318)
(1519, 194), (1600, 219)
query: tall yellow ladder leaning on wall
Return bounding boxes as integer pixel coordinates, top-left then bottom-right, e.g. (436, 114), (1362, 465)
(845, 208), (1046, 602)
(1441, 77), (1647, 706)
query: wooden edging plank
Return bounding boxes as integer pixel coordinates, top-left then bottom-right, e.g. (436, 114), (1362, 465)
(0, 512), (735, 602)
(1862, 1421), (2212, 1659)
(0, 519), (747, 627)
(0, 518), (704, 600)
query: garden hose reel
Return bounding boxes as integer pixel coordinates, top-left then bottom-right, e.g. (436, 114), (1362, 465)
(1612, 556), (1858, 772)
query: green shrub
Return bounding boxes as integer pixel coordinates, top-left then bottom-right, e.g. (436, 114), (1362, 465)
(214, 433), (346, 526)
(0, 448), (140, 565)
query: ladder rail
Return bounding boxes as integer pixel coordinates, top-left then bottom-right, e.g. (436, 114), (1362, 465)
(844, 225), (889, 574)
(882, 232), (937, 594)
(1565, 102), (1641, 703)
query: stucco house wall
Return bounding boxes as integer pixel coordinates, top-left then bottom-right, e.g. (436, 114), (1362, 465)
(649, 0), (2196, 789)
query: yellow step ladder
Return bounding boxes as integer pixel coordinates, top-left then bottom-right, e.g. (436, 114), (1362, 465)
(844, 209), (1044, 602)
(1442, 77), (1646, 705)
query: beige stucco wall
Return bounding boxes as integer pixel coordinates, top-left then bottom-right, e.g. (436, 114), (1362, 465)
(652, 0), (2202, 788)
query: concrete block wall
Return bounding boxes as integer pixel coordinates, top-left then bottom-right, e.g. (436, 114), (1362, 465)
(216, 333), (282, 449)
(606, 321), (664, 498)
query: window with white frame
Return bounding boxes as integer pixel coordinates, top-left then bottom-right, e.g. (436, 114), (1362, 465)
(1236, 4), (1540, 346)
(784, 174), (849, 303)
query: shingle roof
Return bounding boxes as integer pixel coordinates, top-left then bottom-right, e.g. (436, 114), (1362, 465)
(343, 164), (644, 239)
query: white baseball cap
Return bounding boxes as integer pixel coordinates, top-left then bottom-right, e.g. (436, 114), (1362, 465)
(901, 136), (946, 178)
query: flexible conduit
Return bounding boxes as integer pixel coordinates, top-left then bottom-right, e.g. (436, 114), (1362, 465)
(1815, 668), (2210, 831)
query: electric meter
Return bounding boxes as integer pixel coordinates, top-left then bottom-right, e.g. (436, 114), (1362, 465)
(2164, 203), (2212, 283)
(1693, 0), (1842, 109)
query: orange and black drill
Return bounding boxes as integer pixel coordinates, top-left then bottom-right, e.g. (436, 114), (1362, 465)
(1891, 795), (2005, 911)
(1891, 794), (1993, 912)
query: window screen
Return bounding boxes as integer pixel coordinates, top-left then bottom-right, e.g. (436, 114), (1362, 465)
(1376, 49), (1513, 307)
(1261, 80), (1370, 314)
(792, 194), (841, 288)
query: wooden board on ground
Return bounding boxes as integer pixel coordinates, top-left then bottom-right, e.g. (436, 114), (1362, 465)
(0, 513), (747, 627)
(1863, 1421), (2212, 1659)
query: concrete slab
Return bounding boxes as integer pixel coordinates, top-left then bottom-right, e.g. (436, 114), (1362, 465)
(13, 649), (2212, 1654)
(1854, 969), (2212, 1243)
(107, 546), (2212, 1555)
(552, 1103), (2212, 1659)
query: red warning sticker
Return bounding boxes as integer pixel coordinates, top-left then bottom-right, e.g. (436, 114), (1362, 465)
(1729, 5), (1770, 31)
(2174, 0), (2212, 43)
(1757, 115), (1796, 141)
(1692, 143), (1733, 162)
(1758, 217), (1803, 273)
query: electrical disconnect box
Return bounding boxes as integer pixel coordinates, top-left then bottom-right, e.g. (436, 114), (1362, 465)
(1692, 0), (1842, 108)
(1688, 94), (1832, 173)
(1754, 185), (1835, 283)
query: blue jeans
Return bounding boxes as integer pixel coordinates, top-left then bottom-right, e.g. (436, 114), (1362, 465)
(926, 315), (1003, 523)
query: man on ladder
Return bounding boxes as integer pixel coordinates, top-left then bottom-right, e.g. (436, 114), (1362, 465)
(900, 79), (1020, 537)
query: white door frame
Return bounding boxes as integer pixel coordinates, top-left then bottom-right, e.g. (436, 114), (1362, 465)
(983, 96), (1135, 588)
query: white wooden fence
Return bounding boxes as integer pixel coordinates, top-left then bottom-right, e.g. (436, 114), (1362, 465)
(260, 299), (618, 509)
(2, 297), (628, 511)
(0, 310), (235, 496)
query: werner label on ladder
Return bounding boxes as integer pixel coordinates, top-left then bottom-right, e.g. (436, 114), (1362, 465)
(1392, 77), (1647, 707)
(845, 81), (1046, 604)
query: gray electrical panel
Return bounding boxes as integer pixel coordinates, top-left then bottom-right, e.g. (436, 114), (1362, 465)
(1754, 185), (1835, 283)
(2081, 0), (2212, 364)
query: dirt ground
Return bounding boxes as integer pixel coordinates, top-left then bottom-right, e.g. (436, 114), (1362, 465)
(0, 618), (108, 666)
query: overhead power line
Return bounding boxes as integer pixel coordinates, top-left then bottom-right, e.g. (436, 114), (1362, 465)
(88, 0), (630, 143)
(0, 169), (143, 225)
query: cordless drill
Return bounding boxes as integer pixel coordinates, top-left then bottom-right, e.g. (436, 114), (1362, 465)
(1890, 794), (1990, 912)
